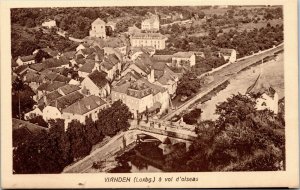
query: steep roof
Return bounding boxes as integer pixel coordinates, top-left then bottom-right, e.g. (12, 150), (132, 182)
(49, 91), (84, 110)
(101, 61), (114, 70)
(44, 90), (63, 102)
(59, 84), (80, 95)
(78, 59), (96, 73)
(92, 18), (106, 25)
(62, 95), (106, 115)
(156, 66), (178, 85)
(61, 51), (76, 60)
(87, 70), (108, 88)
(41, 47), (59, 57)
(15, 65), (29, 75)
(37, 81), (66, 92)
(19, 55), (35, 62)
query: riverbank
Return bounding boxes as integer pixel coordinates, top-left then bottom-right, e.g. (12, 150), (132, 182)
(199, 52), (284, 121)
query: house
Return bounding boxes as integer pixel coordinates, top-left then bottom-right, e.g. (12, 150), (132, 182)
(129, 46), (156, 61)
(13, 118), (48, 148)
(219, 48), (237, 63)
(42, 91), (84, 122)
(62, 95), (108, 128)
(81, 70), (110, 98)
(89, 18), (106, 39)
(130, 33), (167, 50)
(14, 65), (29, 76)
(76, 43), (91, 52)
(100, 54), (121, 81)
(151, 62), (179, 97)
(24, 105), (44, 120)
(42, 19), (56, 28)
(246, 75), (279, 114)
(111, 78), (169, 118)
(12, 59), (19, 70)
(171, 52), (196, 67)
(57, 84), (81, 96)
(122, 55), (155, 83)
(16, 55), (36, 66)
(78, 59), (99, 78)
(141, 14), (160, 32)
(36, 81), (66, 100)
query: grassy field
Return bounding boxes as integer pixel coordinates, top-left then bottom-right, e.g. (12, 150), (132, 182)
(198, 52), (284, 121)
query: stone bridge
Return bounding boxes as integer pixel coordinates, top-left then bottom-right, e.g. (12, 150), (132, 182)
(125, 119), (198, 149)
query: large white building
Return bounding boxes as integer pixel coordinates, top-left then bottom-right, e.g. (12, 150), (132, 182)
(112, 78), (170, 118)
(141, 14), (160, 32)
(130, 33), (167, 50)
(89, 18), (107, 39)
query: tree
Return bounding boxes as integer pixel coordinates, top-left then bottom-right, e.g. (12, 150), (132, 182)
(96, 100), (132, 137)
(13, 119), (72, 174)
(182, 108), (202, 125)
(66, 120), (92, 159)
(29, 115), (48, 128)
(176, 72), (202, 97)
(25, 18), (35, 28)
(165, 94), (285, 172)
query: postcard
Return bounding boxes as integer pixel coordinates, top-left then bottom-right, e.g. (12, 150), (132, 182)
(1, 0), (299, 188)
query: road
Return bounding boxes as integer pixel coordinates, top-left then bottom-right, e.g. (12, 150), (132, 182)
(161, 44), (284, 121)
(63, 130), (136, 173)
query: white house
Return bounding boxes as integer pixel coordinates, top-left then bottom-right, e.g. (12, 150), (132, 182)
(81, 70), (111, 98)
(246, 75), (279, 114)
(141, 14), (160, 31)
(42, 91), (84, 121)
(171, 52), (196, 67)
(16, 55), (36, 66)
(89, 18), (106, 39)
(219, 48), (237, 63)
(111, 78), (169, 118)
(62, 95), (108, 128)
(42, 19), (56, 28)
(76, 43), (90, 52)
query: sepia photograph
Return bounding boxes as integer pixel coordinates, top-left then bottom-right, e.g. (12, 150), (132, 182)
(1, 0), (299, 188)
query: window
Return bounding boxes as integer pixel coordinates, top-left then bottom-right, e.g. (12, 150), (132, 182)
(262, 102), (267, 106)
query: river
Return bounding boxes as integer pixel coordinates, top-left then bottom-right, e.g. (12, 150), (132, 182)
(109, 136), (166, 173)
(199, 52), (284, 121)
